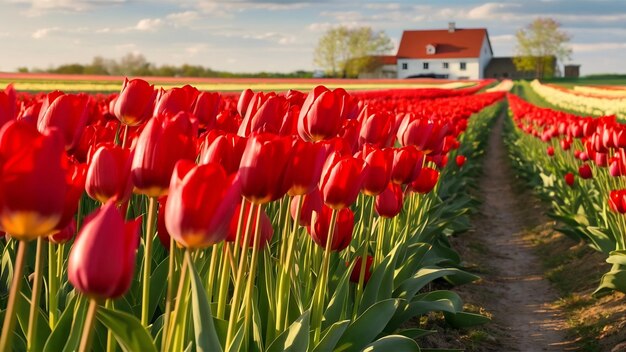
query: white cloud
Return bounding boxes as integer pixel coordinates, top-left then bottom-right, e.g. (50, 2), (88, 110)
(571, 42), (626, 52)
(166, 11), (199, 25)
(185, 43), (209, 55)
(10, 0), (127, 16)
(365, 3), (401, 11)
(135, 18), (163, 31)
(467, 3), (521, 20)
(32, 27), (60, 39)
(491, 34), (515, 42)
(242, 32), (295, 45)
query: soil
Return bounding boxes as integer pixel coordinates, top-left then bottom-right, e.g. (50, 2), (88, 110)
(451, 113), (574, 351)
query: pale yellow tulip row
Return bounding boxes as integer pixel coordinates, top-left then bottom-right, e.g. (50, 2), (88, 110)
(573, 85), (626, 98)
(486, 79), (514, 92)
(530, 79), (626, 119)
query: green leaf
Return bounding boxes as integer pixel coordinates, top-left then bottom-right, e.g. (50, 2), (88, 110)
(362, 335), (420, 352)
(44, 296), (78, 352)
(188, 256), (223, 352)
(266, 310), (310, 352)
(148, 257), (170, 321)
(443, 311), (490, 328)
(323, 261), (353, 329)
(312, 320), (349, 352)
(16, 291), (51, 352)
(396, 328), (436, 339)
(97, 305), (157, 352)
(334, 299), (400, 352)
(360, 244), (399, 314)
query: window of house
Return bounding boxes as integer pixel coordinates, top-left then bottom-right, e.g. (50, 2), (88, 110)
(401, 63), (408, 70)
(460, 62), (466, 70)
(442, 62), (449, 69)
(423, 62), (429, 69)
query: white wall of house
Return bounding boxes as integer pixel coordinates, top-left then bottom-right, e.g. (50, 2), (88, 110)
(396, 35), (492, 80)
(396, 58), (480, 79)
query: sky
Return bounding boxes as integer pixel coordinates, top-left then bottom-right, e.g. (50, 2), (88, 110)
(0, 0), (625, 76)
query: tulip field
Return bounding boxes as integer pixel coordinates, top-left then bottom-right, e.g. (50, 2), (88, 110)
(1, 75), (626, 351)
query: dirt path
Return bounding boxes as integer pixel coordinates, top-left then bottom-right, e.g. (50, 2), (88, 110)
(467, 113), (572, 351)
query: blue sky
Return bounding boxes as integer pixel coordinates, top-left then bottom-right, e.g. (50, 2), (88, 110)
(0, 0), (625, 75)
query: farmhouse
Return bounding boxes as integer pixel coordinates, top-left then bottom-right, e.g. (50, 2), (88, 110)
(395, 23), (493, 80)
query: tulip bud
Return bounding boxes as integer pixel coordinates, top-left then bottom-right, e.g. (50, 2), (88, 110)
(0, 120), (66, 240)
(131, 112), (197, 197)
(0, 84), (17, 128)
(114, 78), (157, 126)
(375, 183), (404, 218)
(86, 145), (134, 203)
(546, 146), (555, 157)
(298, 86), (344, 142)
(308, 205), (354, 252)
(239, 133), (291, 204)
(68, 201), (141, 299)
(348, 255), (373, 284)
(455, 155), (466, 168)
(165, 161), (241, 249)
(291, 188), (323, 227)
(283, 138), (326, 196)
(409, 167), (439, 194)
(37, 92), (89, 151)
(578, 164), (593, 179)
(609, 190), (626, 213)
(564, 172), (575, 187)
(320, 151), (368, 209)
(360, 146), (392, 196)
(191, 92), (221, 130)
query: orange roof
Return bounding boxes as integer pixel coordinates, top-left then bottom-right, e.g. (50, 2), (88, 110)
(374, 55), (397, 65)
(397, 28), (491, 59)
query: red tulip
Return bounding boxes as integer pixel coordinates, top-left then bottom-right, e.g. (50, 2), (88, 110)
(156, 196), (171, 250)
(320, 151), (368, 209)
(609, 190), (626, 213)
(239, 133), (291, 204)
(37, 92), (89, 151)
(348, 255), (373, 284)
(199, 131), (247, 175)
(375, 183), (404, 218)
(113, 78), (157, 126)
(68, 201), (141, 299)
(564, 172), (575, 186)
(290, 188), (323, 227)
(308, 205), (353, 251)
(0, 120), (66, 240)
(391, 146), (424, 185)
(131, 112), (197, 197)
(238, 95), (287, 136)
(455, 155), (466, 168)
(55, 162), (87, 232)
(86, 144), (134, 203)
(191, 92), (221, 130)
(226, 202), (273, 249)
(359, 110), (394, 148)
(578, 163), (593, 179)
(237, 89), (255, 118)
(359, 145), (392, 196)
(284, 139), (326, 196)
(48, 219), (76, 244)
(154, 85), (199, 117)
(298, 86), (344, 142)
(546, 146), (555, 157)
(165, 160), (241, 249)
(409, 167), (439, 194)
(0, 84), (17, 128)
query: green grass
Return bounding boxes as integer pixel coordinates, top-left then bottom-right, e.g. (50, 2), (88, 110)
(544, 75), (626, 89)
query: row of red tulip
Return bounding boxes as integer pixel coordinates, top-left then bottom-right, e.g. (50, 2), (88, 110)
(0, 81), (503, 351)
(507, 92), (626, 295)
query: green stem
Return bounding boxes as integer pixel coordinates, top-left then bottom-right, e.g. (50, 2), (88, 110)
(231, 196), (247, 264)
(27, 237), (44, 351)
(105, 300), (116, 352)
(275, 196), (302, 334)
(353, 198), (375, 318)
(121, 124), (129, 149)
(163, 250), (189, 352)
(48, 242), (59, 328)
(206, 243), (220, 298)
(141, 196), (157, 326)
(216, 243), (232, 319)
(78, 298), (98, 352)
(242, 205), (263, 345)
(162, 236), (177, 344)
(311, 208), (338, 343)
(0, 240), (28, 352)
(225, 202), (257, 349)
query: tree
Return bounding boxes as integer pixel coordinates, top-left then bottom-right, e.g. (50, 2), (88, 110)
(314, 26), (393, 78)
(513, 18), (572, 79)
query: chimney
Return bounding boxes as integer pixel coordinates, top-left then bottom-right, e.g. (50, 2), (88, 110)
(448, 22), (456, 33)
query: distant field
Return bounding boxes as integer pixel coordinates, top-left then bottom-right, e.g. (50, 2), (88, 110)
(544, 76), (626, 88)
(0, 72), (475, 92)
